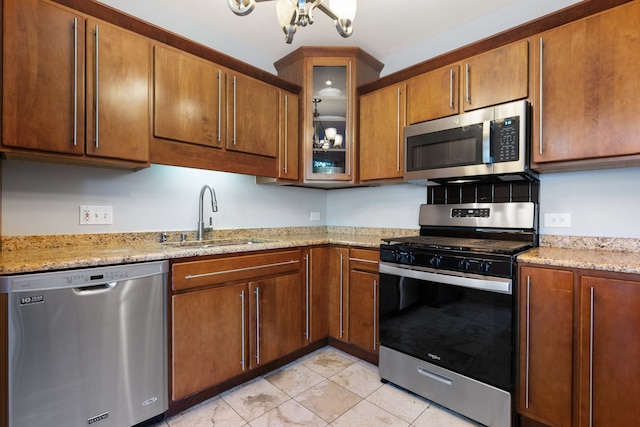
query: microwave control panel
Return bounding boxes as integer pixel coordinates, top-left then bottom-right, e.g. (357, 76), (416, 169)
(492, 116), (519, 163)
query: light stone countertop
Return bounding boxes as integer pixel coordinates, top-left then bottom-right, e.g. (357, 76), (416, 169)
(517, 247), (640, 274)
(0, 228), (404, 275)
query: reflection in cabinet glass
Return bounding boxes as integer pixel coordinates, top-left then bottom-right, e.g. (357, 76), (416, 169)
(312, 65), (347, 175)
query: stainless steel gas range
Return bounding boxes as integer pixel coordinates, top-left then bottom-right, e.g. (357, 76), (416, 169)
(378, 201), (538, 427)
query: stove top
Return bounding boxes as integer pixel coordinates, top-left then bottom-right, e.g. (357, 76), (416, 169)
(381, 235), (534, 255)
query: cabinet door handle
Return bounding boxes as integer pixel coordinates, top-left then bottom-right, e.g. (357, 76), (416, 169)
(373, 279), (378, 351)
(449, 68), (454, 110)
(539, 37), (544, 156)
(232, 75), (237, 146)
(73, 18), (78, 147)
(217, 70), (222, 143)
(94, 25), (100, 149)
(240, 290), (246, 371)
(525, 276), (531, 408)
(465, 63), (470, 105)
(396, 87), (401, 173)
(589, 287), (595, 427)
(284, 95), (289, 175)
(255, 286), (260, 365)
(305, 253), (310, 341)
(339, 253), (344, 338)
(346, 62), (352, 177)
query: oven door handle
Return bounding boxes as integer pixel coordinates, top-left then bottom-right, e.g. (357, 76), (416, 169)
(379, 262), (512, 295)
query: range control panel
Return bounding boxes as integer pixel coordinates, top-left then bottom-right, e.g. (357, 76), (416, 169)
(451, 208), (490, 218)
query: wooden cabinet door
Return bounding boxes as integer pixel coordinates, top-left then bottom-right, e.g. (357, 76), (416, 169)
(227, 73), (278, 158)
(518, 266), (574, 427)
(533, 2), (640, 164)
(578, 276), (640, 427)
(85, 19), (150, 163)
(329, 247), (350, 342)
(2, 0), (85, 155)
(249, 271), (303, 369)
(407, 65), (459, 124)
(303, 247), (329, 344)
(171, 283), (246, 401)
(153, 44), (224, 148)
(359, 84), (406, 182)
(278, 91), (299, 180)
(348, 270), (379, 354)
(462, 40), (529, 111)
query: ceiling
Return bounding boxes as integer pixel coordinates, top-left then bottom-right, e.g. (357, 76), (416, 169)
(98, 0), (581, 75)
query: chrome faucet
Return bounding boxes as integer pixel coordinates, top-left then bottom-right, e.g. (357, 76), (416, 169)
(198, 184), (218, 240)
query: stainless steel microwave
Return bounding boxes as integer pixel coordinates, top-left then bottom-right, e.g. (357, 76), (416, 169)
(404, 100), (536, 184)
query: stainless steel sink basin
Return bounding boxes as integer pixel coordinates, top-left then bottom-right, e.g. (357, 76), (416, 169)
(163, 238), (275, 249)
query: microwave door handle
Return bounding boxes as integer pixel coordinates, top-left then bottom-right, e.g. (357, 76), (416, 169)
(482, 120), (492, 164)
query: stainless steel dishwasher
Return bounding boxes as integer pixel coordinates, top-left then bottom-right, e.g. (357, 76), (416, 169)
(0, 260), (168, 427)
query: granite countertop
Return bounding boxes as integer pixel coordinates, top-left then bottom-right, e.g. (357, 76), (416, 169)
(0, 227), (406, 275)
(518, 235), (640, 275)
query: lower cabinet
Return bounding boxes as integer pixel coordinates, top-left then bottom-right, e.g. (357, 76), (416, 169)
(329, 247), (380, 360)
(518, 265), (640, 427)
(170, 250), (303, 402)
(302, 247), (330, 344)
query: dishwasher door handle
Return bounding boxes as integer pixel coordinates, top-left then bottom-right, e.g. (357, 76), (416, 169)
(73, 282), (117, 294)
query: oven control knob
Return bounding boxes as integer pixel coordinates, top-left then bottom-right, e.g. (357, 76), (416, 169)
(429, 256), (442, 267)
(458, 259), (471, 270)
(479, 261), (492, 273)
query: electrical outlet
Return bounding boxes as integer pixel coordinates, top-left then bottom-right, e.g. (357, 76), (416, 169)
(544, 213), (571, 228)
(80, 206), (113, 225)
(310, 211), (320, 221)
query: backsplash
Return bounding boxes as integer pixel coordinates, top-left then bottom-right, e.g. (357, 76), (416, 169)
(426, 180), (539, 204)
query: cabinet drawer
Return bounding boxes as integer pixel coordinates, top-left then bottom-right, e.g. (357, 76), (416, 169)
(349, 248), (379, 273)
(173, 250), (301, 291)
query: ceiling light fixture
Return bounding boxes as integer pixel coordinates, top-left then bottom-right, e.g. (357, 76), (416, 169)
(227, 0), (356, 44)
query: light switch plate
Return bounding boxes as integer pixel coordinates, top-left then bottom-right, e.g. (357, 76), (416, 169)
(80, 205), (113, 225)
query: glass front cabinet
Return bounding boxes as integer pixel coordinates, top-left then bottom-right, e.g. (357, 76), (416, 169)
(275, 47), (383, 186)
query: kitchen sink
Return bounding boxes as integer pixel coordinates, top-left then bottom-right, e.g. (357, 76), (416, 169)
(162, 238), (275, 249)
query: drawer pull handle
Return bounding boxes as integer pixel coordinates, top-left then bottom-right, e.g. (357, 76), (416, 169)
(417, 366), (453, 386)
(184, 259), (299, 280)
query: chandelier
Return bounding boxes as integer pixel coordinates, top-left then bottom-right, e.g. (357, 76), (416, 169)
(227, 0), (357, 44)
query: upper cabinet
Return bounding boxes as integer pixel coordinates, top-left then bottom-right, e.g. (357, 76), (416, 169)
(275, 47), (383, 186)
(405, 40), (528, 125)
(153, 44), (224, 149)
(533, 1), (640, 170)
(226, 72), (279, 158)
(277, 91), (300, 181)
(2, 0), (151, 167)
(359, 83), (406, 183)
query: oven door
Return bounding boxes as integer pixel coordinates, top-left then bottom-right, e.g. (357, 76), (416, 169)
(378, 261), (514, 392)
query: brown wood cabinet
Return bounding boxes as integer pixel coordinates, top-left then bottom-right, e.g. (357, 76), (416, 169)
(407, 65), (460, 124)
(406, 40), (528, 125)
(519, 264), (640, 427)
(577, 276), (640, 427)
(347, 249), (379, 355)
(153, 44), (224, 148)
(359, 83), (406, 183)
(533, 1), (640, 169)
(2, 0), (150, 166)
(277, 91), (300, 181)
(518, 266), (574, 427)
(302, 247), (329, 344)
(170, 250), (302, 403)
(226, 72), (279, 158)
(275, 47), (383, 186)
(329, 247), (380, 359)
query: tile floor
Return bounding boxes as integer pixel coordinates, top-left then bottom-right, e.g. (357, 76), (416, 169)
(153, 346), (481, 427)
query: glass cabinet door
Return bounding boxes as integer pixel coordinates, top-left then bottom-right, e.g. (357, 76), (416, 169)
(307, 62), (352, 181)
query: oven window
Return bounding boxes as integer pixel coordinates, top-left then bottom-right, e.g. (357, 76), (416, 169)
(406, 124), (483, 171)
(379, 273), (514, 391)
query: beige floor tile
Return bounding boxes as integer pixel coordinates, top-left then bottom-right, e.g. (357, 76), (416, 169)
(366, 383), (429, 424)
(329, 362), (384, 398)
(331, 399), (409, 427)
(264, 362), (326, 397)
(298, 347), (355, 378)
(411, 402), (482, 427)
(222, 378), (290, 422)
(165, 396), (247, 427)
(294, 379), (361, 423)
(249, 399), (328, 427)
